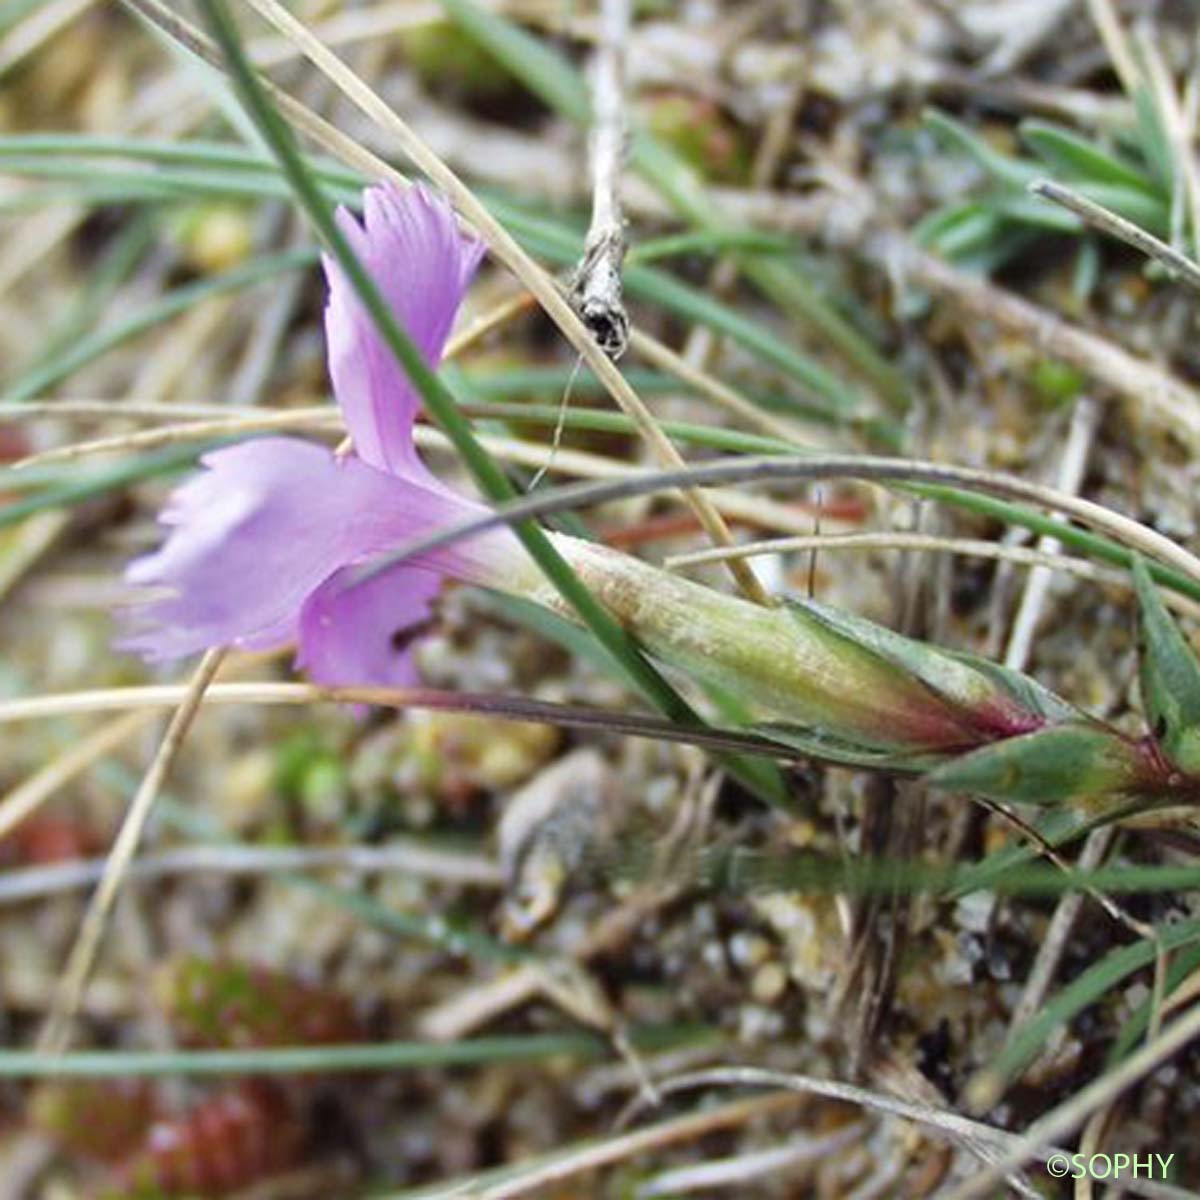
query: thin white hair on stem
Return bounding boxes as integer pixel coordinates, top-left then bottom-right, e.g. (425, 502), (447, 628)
(527, 354), (585, 492)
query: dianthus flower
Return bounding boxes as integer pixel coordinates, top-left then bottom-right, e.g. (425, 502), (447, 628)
(121, 182), (516, 688)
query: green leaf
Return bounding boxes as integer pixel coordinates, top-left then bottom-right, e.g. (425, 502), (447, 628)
(437, 0), (590, 124)
(944, 807), (1112, 899)
(0, 444), (216, 533)
(1133, 556), (1200, 773)
(1107, 938), (1200, 1066)
(975, 917), (1200, 1103)
(1020, 120), (1159, 195)
(943, 653), (1079, 726)
(0, 1026), (708, 1078)
(923, 109), (1040, 191)
(914, 201), (1007, 258)
(789, 600), (1078, 741)
(1132, 85), (1176, 193)
(997, 186), (1169, 239)
(926, 723), (1146, 805)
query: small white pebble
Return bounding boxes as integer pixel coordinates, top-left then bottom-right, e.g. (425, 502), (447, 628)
(750, 961), (788, 1003)
(728, 931), (771, 970)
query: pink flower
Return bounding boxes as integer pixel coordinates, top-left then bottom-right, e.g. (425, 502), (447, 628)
(121, 183), (515, 688)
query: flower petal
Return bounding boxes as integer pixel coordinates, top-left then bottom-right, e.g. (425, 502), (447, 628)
(296, 562), (444, 689)
(120, 437), (500, 663)
(324, 183), (485, 477)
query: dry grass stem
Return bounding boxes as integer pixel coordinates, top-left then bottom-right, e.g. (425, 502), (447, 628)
(666, 531), (1200, 619)
(0, 0), (97, 77)
(0, 710), (154, 842)
(380, 453), (1200, 592)
(864, 230), (1200, 450)
(0, 840), (502, 905)
(1031, 180), (1200, 291)
(433, 1092), (806, 1200)
(1003, 395), (1098, 674)
(36, 649), (227, 1055)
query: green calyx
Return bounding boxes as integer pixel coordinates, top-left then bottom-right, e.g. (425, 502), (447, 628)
(1133, 556), (1200, 776)
(925, 722), (1152, 806)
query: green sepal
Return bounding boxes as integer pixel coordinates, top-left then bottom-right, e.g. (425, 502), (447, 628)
(945, 651), (1079, 725)
(790, 600), (1077, 726)
(1132, 556), (1200, 774)
(926, 723), (1145, 805)
(790, 599), (989, 710)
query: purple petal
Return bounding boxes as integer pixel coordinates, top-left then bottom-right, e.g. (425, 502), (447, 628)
(324, 183), (485, 477)
(121, 437), (506, 664)
(296, 562), (444, 689)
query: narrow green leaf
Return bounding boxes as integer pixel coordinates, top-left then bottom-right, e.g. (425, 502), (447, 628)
(914, 201), (1007, 258)
(996, 187), (1168, 238)
(437, 0), (590, 123)
(629, 228), (795, 263)
(946, 654), (1079, 725)
(754, 723), (944, 772)
(2, 249), (316, 403)
(793, 598), (1076, 726)
(989, 192), (1084, 233)
(982, 918), (1200, 1099)
(923, 109), (1040, 190)
(622, 261), (880, 429)
(1107, 939), (1200, 1066)
(0, 444), (215, 533)
(463, 365), (678, 400)
(24, 210), (158, 377)
(0, 1025), (709, 1078)
(945, 808), (1098, 898)
(1020, 120), (1159, 195)
(1132, 84), (1176, 193)
(1133, 556), (1200, 773)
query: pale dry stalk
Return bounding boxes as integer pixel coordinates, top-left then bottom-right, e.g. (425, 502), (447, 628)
(570, 0), (631, 359)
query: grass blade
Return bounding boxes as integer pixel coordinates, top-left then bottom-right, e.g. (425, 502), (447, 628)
(2, 249), (316, 403)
